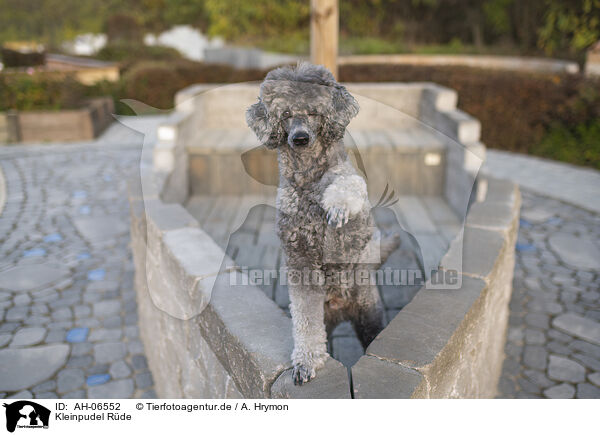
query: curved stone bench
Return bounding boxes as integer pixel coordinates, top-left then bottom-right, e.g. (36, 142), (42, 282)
(128, 82), (520, 398)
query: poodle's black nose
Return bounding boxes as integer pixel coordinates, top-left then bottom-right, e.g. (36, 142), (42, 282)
(291, 132), (309, 146)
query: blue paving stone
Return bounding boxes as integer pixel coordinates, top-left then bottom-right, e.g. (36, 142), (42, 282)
(23, 248), (46, 258)
(519, 218), (533, 229)
(547, 217), (563, 225)
(87, 269), (106, 281)
(86, 374), (110, 386)
(43, 233), (63, 243)
(76, 252), (91, 260)
(72, 190), (87, 199)
(516, 243), (536, 253)
(79, 205), (91, 215)
(66, 327), (89, 343)
(103, 174), (112, 181)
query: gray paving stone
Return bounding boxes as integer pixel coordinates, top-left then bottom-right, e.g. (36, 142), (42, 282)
(5, 306), (28, 321)
(524, 329), (546, 345)
(31, 380), (57, 394)
(552, 313), (600, 345)
(131, 355), (148, 371)
(94, 342), (126, 364)
(13, 294), (31, 305)
(127, 340), (144, 355)
(135, 371), (154, 389)
(124, 326), (139, 339)
(6, 390), (33, 399)
(109, 360), (132, 379)
(74, 305), (91, 318)
(571, 353), (600, 372)
(71, 342), (93, 357)
(88, 364), (110, 375)
(93, 300), (121, 318)
(44, 329), (66, 343)
(0, 333), (12, 348)
(66, 355), (93, 368)
(57, 368), (85, 393)
(0, 344), (70, 391)
(74, 216), (128, 244)
(523, 345), (548, 370)
(568, 340), (600, 360)
(523, 369), (555, 389)
(524, 312), (550, 329)
(548, 355), (586, 383)
(35, 391), (58, 399)
(140, 389), (157, 399)
(88, 379), (134, 399)
(88, 328), (122, 342)
(588, 372), (600, 387)
(546, 341), (570, 356)
(576, 383), (600, 399)
(51, 307), (73, 321)
(548, 233), (600, 271)
(62, 390), (86, 399)
(543, 383), (575, 399)
(102, 316), (122, 328)
(0, 263), (70, 292)
(10, 327), (47, 347)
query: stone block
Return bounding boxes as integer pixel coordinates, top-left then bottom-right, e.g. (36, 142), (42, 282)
(197, 270), (294, 398)
(352, 356), (423, 399)
(271, 358), (351, 399)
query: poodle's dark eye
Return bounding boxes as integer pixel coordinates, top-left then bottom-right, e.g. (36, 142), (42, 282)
(282, 110), (291, 119)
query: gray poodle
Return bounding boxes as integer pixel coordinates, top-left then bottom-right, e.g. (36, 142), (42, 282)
(246, 62), (398, 385)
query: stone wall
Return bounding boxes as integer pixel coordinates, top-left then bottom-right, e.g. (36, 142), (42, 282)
(128, 82), (519, 398)
(1, 98), (114, 143)
(352, 177), (520, 398)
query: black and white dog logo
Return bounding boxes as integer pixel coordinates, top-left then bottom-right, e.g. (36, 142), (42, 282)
(3, 401), (50, 432)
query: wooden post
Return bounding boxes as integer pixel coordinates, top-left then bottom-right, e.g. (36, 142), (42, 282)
(310, 0), (338, 78)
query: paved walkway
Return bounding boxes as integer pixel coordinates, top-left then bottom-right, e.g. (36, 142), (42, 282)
(483, 149), (600, 214)
(0, 117), (164, 399)
(484, 151), (600, 398)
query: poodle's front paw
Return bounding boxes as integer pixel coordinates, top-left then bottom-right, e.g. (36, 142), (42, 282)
(292, 363), (316, 386)
(326, 206), (349, 228)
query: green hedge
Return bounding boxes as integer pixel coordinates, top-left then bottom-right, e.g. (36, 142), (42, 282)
(339, 64), (600, 169)
(0, 73), (86, 111)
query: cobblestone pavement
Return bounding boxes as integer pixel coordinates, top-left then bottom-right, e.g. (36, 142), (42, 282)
(497, 189), (600, 398)
(0, 118), (163, 399)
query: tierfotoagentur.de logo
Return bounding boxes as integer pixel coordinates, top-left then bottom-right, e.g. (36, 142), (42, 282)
(2, 401), (51, 433)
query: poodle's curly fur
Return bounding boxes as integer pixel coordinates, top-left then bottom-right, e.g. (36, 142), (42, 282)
(247, 62), (398, 385)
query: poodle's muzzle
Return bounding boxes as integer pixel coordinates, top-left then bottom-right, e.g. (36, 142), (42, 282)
(287, 118), (315, 149)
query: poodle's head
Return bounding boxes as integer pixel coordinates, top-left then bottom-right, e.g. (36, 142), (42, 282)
(246, 62), (359, 151)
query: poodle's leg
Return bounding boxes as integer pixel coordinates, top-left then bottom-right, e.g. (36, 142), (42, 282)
(352, 284), (385, 349)
(288, 282), (328, 385)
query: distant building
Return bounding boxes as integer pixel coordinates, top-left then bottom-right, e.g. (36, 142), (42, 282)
(61, 34), (107, 56)
(144, 25), (224, 61)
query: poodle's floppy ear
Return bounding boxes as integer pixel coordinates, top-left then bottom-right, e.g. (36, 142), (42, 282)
(333, 85), (359, 126)
(323, 85), (359, 142)
(246, 99), (282, 149)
